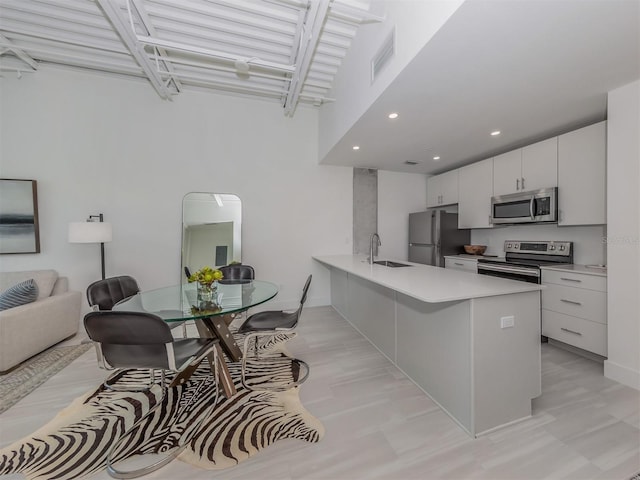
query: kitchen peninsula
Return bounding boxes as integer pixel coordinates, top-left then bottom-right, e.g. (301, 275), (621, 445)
(313, 254), (544, 437)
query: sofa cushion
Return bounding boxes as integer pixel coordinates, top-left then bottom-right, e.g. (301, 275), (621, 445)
(0, 279), (39, 311)
(0, 270), (58, 300)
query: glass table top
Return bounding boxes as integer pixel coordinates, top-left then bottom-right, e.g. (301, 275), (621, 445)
(113, 280), (278, 322)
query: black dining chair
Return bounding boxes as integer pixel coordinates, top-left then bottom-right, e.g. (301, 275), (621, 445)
(84, 310), (220, 478)
(87, 275), (187, 337)
(237, 274), (312, 392)
(218, 264), (256, 325)
(219, 264), (255, 283)
(87, 275), (140, 311)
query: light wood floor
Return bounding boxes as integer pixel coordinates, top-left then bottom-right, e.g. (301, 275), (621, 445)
(1, 306), (639, 480)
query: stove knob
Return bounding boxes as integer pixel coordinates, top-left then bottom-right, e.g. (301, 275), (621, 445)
(507, 243), (512, 248)
(514, 244), (519, 249)
(549, 245), (556, 250)
(559, 245), (565, 251)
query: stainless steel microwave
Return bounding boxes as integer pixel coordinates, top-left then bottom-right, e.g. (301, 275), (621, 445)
(491, 187), (558, 225)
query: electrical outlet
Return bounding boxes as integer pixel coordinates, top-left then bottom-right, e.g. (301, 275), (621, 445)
(500, 315), (515, 328)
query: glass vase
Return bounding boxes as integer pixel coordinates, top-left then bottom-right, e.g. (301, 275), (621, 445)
(197, 282), (216, 302)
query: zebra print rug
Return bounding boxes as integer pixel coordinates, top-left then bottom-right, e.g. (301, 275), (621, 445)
(0, 334), (323, 479)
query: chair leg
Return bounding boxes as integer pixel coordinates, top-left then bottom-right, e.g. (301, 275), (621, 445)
(103, 369), (157, 392)
(106, 352), (220, 479)
(240, 331), (310, 392)
(106, 384), (169, 479)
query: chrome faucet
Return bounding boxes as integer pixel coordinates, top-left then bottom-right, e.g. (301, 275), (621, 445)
(368, 233), (381, 264)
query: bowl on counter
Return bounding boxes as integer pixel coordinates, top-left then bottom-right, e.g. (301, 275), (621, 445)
(463, 244), (487, 255)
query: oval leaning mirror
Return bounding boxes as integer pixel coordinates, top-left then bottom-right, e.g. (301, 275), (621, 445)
(181, 193), (242, 281)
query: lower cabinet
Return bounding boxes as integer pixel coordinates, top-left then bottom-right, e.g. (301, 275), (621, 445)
(445, 256), (478, 273)
(541, 268), (607, 357)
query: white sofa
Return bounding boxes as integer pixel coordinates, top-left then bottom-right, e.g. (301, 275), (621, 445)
(0, 270), (81, 372)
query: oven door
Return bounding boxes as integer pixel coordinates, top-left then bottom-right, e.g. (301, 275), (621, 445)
(477, 262), (541, 283)
(491, 188), (557, 224)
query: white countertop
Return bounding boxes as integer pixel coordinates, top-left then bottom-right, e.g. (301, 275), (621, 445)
(313, 254), (543, 303)
(540, 264), (607, 277)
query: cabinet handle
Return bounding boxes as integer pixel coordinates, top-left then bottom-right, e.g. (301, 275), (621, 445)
(521, 177), (525, 190)
(560, 299), (582, 306)
(561, 327), (582, 336)
(516, 178), (520, 190)
(455, 263), (464, 266)
(560, 277), (582, 283)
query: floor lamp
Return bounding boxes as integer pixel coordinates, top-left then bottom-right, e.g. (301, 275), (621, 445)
(68, 214), (113, 280)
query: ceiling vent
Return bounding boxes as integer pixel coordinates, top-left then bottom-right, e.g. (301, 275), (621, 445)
(371, 29), (395, 83)
(404, 160), (419, 165)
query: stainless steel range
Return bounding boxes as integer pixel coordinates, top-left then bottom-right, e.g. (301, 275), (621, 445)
(477, 240), (573, 284)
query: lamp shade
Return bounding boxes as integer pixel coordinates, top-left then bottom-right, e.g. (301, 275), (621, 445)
(68, 222), (112, 243)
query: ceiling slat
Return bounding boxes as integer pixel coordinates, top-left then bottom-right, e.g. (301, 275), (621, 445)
(0, 0), (377, 113)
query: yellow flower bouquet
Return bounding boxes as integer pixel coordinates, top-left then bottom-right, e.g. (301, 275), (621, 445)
(188, 266), (224, 285)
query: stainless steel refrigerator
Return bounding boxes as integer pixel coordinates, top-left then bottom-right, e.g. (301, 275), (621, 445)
(408, 210), (470, 267)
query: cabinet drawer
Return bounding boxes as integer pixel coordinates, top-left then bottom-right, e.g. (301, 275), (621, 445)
(542, 310), (607, 357)
(445, 258), (477, 273)
(542, 269), (606, 292)
(542, 284), (607, 324)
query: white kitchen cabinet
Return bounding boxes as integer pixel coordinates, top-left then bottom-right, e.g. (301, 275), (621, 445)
(445, 256), (478, 273)
(427, 169), (459, 207)
(557, 121), (606, 225)
(541, 267), (607, 357)
(458, 158), (493, 228)
(493, 138), (558, 196)
(522, 137), (558, 191)
(492, 150), (522, 196)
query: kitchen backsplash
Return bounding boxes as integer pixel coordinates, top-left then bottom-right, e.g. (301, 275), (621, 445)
(471, 224), (606, 265)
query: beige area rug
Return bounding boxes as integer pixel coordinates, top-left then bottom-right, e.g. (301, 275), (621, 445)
(0, 343), (92, 414)
(0, 334), (324, 479)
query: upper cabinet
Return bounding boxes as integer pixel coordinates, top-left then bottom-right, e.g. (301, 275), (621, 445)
(557, 121), (606, 226)
(493, 150), (523, 196)
(458, 158), (493, 229)
(522, 137), (558, 191)
(427, 169), (459, 207)
(426, 122), (604, 228)
(493, 137), (558, 196)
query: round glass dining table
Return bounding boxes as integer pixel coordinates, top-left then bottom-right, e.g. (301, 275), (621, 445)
(114, 280), (278, 323)
(114, 280), (278, 397)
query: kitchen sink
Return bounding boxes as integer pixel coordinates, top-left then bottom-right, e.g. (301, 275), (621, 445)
(373, 260), (412, 267)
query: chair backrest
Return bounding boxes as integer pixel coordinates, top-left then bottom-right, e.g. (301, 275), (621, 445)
(297, 274), (312, 314)
(84, 311), (173, 369)
(87, 275), (140, 310)
(219, 264), (255, 283)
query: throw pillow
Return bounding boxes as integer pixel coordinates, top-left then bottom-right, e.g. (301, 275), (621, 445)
(0, 279), (39, 312)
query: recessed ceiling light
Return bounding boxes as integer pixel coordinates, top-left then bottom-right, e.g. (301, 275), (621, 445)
(433, 156), (441, 161)
(352, 145), (360, 150)
(491, 130), (501, 136)
(388, 112), (399, 119)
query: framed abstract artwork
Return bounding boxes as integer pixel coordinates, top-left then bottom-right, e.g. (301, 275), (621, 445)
(0, 179), (41, 254)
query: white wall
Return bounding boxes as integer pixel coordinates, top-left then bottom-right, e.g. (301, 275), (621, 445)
(471, 225), (606, 266)
(604, 79), (640, 390)
(0, 66), (353, 320)
(318, 0), (463, 161)
(378, 170), (427, 260)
